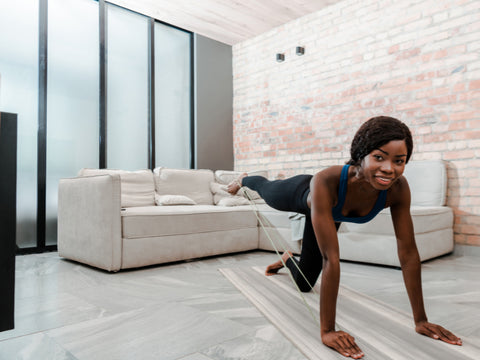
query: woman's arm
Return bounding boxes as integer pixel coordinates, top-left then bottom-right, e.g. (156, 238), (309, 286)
(390, 177), (427, 324)
(390, 177), (462, 345)
(310, 171), (364, 359)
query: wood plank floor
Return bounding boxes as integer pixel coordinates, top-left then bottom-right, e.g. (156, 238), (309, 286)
(220, 266), (479, 359)
(0, 251), (478, 359)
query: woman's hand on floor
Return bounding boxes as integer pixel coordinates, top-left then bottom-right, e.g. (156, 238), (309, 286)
(415, 321), (463, 345)
(322, 330), (364, 358)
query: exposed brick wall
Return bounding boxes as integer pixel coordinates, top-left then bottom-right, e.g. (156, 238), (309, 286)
(232, 0), (480, 246)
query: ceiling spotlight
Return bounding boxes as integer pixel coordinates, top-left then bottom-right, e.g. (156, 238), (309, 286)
(276, 53), (285, 62)
(296, 46), (305, 55)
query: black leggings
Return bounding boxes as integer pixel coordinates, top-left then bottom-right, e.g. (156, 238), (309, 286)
(243, 175), (340, 292)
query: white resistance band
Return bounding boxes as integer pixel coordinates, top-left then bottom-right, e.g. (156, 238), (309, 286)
(242, 188), (320, 327)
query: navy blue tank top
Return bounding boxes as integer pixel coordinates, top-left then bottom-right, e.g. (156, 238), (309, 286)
(331, 165), (387, 223)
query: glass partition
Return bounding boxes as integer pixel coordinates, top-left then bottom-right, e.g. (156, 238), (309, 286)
(154, 23), (192, 169)
(106, 4), (149, 170)
(46, 0), (99, 245)
(0, 0), (39, 248)
(0, 0), (195, 252)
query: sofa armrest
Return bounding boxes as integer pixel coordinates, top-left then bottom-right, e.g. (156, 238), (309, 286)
(58, 174), (122, 271)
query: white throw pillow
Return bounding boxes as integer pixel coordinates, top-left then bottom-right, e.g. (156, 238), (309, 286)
(210, 182), (250, 206)
(217, 197), (250, 207)
(210, 182), (230, 203)
(155, 194), (196, 206)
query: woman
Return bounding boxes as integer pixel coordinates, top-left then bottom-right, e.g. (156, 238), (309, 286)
(228, 116), (462, 359)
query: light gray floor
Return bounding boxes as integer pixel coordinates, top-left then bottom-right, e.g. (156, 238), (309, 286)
(0, 251), (478, 360)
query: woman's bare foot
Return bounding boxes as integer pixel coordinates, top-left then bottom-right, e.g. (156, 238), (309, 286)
(227, 173), (248, 195)
(265, 251), (293, 276)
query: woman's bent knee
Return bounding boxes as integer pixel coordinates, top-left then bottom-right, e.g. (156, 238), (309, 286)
(297, 281), (313, 293)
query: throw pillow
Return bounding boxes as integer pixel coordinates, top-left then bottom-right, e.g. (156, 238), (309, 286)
(217, 197), (250, 207)
(210, 182), (250, 206)
(155, 194), (196, 206)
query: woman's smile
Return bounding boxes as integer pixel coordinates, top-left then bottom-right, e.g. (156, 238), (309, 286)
(374, 175), (394, 186)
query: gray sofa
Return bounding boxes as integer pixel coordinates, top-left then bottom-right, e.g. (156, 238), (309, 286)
(57, 160), (454, 271)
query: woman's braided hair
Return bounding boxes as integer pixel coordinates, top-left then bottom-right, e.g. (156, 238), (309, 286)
(347, 116), (413, 166)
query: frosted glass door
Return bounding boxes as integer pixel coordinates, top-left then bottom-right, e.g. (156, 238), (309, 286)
(154, 23), (192, 169)
(46, 0), (99, 245)
(0, 0), (39, 248)
(106, 4), (149, 171)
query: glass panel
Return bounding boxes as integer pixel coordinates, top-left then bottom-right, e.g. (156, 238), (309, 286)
(0, 0), (39, 248)
(107, 4), (149, 170)
(46, 0), (99, 245)
(154, 23), (191, 169)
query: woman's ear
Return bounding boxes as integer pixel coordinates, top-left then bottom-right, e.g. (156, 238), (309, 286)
(355, 160), (365, 178)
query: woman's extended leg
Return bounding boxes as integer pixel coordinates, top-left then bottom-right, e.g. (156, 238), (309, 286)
(239, 175), (312, 213)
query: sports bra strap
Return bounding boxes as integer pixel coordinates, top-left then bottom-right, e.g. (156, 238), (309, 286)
(331, 165), (387, 224)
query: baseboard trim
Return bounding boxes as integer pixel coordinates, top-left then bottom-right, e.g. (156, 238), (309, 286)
(453, 244), (480, 257)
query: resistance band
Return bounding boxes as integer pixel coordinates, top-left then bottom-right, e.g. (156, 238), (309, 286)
(241, 187), (320, 327)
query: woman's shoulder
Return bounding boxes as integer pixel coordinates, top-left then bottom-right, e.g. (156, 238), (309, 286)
(387, 175), (411, 207)
(315, 165), (345, 179)
(310, 166), (344, 208)
(391, 175), (410, 192)
(312, 165), (345, 190)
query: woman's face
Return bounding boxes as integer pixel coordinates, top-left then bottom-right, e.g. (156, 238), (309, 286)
(361, 140), (408, 190)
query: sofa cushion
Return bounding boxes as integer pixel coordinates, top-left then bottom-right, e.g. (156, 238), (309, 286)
(78, 168), (124, 177)
(121, 205), (257, 239)
(338, 206), (453, 235)
(338, 228), (454, 267)
(403, 160), (447, 206)
(252, 203), (303, 254)
(154, 168), (214, 205)
(254, 203), (292, 229)
(78, 168), (155, 207)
